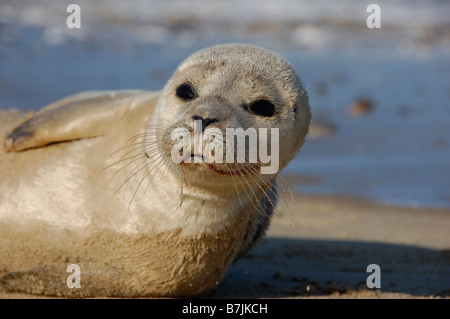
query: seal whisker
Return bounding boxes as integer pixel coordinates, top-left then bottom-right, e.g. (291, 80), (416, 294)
(127, 161), (152, 208)
(106, 150), (149, 181)
(108, 141), (146, 161)
(278, 167), (296, 203)
(113, 149), (167, 194)
(109, 136), (148, 158)
(127, 154), (168, 209)
(113, 156), (149, 195)
(109, 127), (172, 159)
(272, 171), (295, 226)
(248, 163), (295, 217)
(245, 165), (279, 205)
(242, 165), (278, 214)
(179, 165), (184, 207)
(228, 166), (246, 209)
(103, 139), (166, 174)
(106, 146), (146, 170)
(117, 142), (161, 162)
(245, 164), (295, 227)
(239, 166), (274, 219)
(118, 134), (171, 155)
(117, 152), (168, 204)
(136, 154), (171, 201)
(230, 164), (268, 217)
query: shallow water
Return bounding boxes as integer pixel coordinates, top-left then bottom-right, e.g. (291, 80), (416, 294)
(287, 52), (450, 208)
(1, 0), (449, 209)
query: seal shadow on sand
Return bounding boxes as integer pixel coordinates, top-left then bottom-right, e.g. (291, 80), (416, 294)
(206, 238), (450, 298)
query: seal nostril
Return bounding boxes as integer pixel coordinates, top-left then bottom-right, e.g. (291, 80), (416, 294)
(192, 115), (218, 131)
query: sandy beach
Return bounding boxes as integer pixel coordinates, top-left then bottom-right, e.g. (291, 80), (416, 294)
(213, 192), (450, 299)
(1, 190), (449, 299)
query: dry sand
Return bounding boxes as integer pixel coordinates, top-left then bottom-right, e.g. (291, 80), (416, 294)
(212, 193), (450, 299)
(1, 192), (449, 299)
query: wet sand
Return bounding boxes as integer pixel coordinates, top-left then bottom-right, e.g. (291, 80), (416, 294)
(1, 191), (449, 299)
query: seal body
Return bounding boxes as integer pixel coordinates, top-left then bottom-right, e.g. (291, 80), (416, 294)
(0, 44), (311, 297)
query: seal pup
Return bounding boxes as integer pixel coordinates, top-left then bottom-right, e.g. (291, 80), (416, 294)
(0, 43), (311, 297)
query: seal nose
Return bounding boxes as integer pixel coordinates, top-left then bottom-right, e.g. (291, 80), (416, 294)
(192, 115), (218, 131)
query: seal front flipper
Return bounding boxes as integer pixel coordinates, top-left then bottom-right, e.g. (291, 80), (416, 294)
(3, 90), (158, 152)
(0, 262), (130, 297)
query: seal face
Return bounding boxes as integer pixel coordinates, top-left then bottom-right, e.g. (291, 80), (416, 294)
(150, 44), (310, 190)
(0, 43), (311, 297)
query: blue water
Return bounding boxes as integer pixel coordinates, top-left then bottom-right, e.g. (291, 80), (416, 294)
(0, 1), (449, 209)
(287, 52), (450, 208)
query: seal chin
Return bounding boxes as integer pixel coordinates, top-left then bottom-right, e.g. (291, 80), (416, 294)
(179, 153), (205, 165)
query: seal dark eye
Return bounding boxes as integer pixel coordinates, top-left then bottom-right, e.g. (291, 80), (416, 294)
(247, 100), (276, 117)
(176, 83), (195, 101)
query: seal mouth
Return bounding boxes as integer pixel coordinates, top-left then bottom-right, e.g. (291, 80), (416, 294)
(204, 162), (254, 176)
(179, 153), (205, 163)
(180, 154), (259, 176)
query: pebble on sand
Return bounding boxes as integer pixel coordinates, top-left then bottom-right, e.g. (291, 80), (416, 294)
(348, 97), (375, 117)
